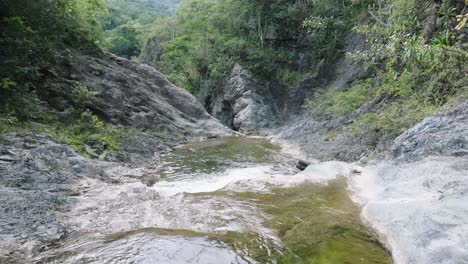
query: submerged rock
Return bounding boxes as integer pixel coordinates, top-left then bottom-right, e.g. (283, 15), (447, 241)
(43, 234), (253, 264)
(211, 64), (280, 133)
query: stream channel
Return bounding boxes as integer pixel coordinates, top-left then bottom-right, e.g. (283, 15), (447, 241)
(38, 137), (392, 264)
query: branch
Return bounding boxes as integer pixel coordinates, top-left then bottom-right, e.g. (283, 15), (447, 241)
(441, 46), (468, 57)
(369, 10), (388, 27)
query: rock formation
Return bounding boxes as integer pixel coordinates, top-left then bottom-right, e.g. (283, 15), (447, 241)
(211, 64), (280, 133)
(46, 50), (230, 138)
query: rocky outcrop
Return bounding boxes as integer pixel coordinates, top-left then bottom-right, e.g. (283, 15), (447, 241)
(392, 100), (468, 162)
(211, 64), (280, 133)
(325, 31), (370, 91)
(274, 115), (377, 162)
(46, 50), (230, 138)
(273, 30), (376, 161)
(352, 156), (468, 264)
(0, 134), (88, 262)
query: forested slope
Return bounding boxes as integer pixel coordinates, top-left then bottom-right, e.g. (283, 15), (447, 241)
(105, 0), (180, 58)
(138, 0), (468, 159)
(140, 0), (369, 96)
(0, 0), (226, 160)
(1, 0), (467, 160)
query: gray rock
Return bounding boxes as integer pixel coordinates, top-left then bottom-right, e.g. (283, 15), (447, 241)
(0, 49), (235, 262)
(0, 154), (16, 162)
(211, 64), (280, 133)
(325, 32), (370, 91)
(47, 50), (231, 139)
(392, 100), (468, 162)
(0, 134), (89, 262)
(275, 115), (376, 162)
(84, 144), (99, 158)
(296, 160), (310, 171)
(0, 48), (235, 262)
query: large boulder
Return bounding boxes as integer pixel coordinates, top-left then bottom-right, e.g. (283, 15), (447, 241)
(392, 100), (468, 161)
(211, 64), (280, 133)
(45, 50), (230, 138)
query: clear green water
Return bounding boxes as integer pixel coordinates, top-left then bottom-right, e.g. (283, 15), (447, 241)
(236, 181), (392, 263)
(41, 136), (392, 264)
(126, 137), (392, 263)
(156, 136), (282, 177)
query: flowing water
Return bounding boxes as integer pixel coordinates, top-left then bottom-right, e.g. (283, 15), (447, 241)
(37, 137), (392, 264)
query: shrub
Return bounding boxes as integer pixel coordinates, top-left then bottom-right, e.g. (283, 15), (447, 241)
(69, 84), (101, 111)
(54, 110), (122, 158)
(307, 79), (375, 118)
(0, 0), (107, 122)
(349, 99), (438, 139)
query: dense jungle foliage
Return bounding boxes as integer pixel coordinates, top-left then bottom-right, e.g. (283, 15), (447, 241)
(140, 0), (372, 95)
(136, 0), (467, 145)
(0, 0), (118, 155)
(0, 0), (107, 120)
(104, 0), (179, 58)
(311, 0), (468, 142)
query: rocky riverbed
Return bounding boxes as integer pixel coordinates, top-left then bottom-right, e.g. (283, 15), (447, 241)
(1, 136), (395, 263)
(1, 47), (467, 264)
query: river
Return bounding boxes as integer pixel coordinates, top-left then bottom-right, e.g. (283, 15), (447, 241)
(37, 137), (392, 264)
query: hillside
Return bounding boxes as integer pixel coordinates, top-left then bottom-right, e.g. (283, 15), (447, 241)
(140, 0), (468, 160)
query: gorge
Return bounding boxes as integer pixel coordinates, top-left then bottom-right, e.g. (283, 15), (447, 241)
(1, 0), (467, 263)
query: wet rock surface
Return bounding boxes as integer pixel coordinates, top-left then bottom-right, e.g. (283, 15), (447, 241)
(43, 234), (253, 264)
(274, 96), (468, 264)
(295, 160), (310, 171)
(29, 137), (391, 263)
(1, 49), (235, 262)
(0, 134), (88, 262)
(0, 133), (186, 263)
(295, 157), (468, 264)
(1, 135), (393, 263)
(211, 64), (280, 133)
(351, 156), (468, 264)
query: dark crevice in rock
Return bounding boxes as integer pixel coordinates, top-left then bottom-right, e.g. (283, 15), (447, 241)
(209, 64), (281, 134)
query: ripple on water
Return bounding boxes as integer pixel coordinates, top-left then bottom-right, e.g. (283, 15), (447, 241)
(36, 137), (392, 263)
(40, 233), (254, 264)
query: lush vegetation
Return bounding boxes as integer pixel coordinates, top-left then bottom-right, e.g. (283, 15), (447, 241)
(307, 0), (468, 144)
(140, 0), (370, 95)
(104, 0), (179, 58)
(0, 109), (123, 158)
(0, 0), (123, 156)
(0, 0), (182, 157)
(0, 0), (107, 119)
